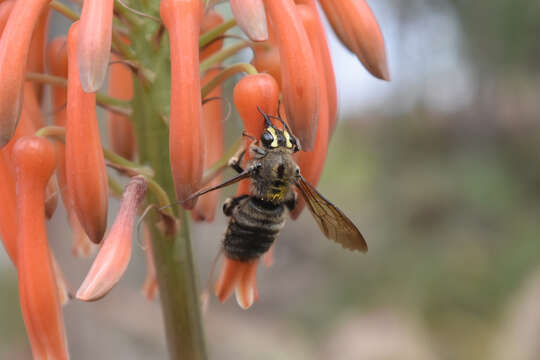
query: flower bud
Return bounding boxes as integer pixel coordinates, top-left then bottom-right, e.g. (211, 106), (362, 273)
(193, 12), (225, 222)
(294, 0), (338, 132)
(47, 36), (94, 256)
(200, 10), (224, 61)
(262, 0), (320, 150)
(107, 55), (136, 160)
(230, 0), (268, 41)
(27, 9), (50, 100)
(77, 176), (147, 301)
(291, 4), (330, 218)
(0, 0), (50, 147)
(318, 0), (389, 81)
(78, 0), (114, 92)
(66, 22), (109, 243)
(161, 0), (205, 209)
(233, 73), (280, 195)
(12, 136), (69, 360)
(251, 44), (282, 90)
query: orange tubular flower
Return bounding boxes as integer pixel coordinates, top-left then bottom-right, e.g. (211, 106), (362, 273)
(78, 0), (114, 92)
(193, 11), (225, 222)
(107, 55), (136, 160)
(214, 258), (259, 309)
(0, 0), (50, 147)
(318, 0), (390, 81)
(77, 176), (147, 302)
(232, 73), (280, 196)
(161, 0), (204, 209)
(47, 36), (93, 257)
(27, 9), (50, 100)
(262, 0), (320, 150)
(251, 44), (282, 90)
(291, 4), (330, 219)
(294, 0), (338, 132)
(66, 22), (109, 244)
(230, 0), (268, 41)
(12, 136), (68, 360)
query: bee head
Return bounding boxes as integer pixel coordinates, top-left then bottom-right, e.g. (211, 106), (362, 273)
(257, 106), (300, 152)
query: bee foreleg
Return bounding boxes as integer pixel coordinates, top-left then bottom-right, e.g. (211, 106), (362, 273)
(223, 195), (249, 216)
(228, 149), (246, 174)
(285, 191), (298, 212)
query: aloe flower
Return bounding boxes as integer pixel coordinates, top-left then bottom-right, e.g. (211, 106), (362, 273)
(0, 1), (388, 357)
(0, 0), (50, 147)
(319, 0), (390, 80)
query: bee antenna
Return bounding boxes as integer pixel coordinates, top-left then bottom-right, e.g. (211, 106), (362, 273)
(267, 113), (291, 133)
(257, 106), (273, 127)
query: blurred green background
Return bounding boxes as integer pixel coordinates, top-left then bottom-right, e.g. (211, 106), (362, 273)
(2, 0), (540, 359)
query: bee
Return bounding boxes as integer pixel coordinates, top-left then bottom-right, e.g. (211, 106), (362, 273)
(184, 108), (367, 261)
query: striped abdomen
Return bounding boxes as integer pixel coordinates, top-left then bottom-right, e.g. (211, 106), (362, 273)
(224, 197), (286, 261)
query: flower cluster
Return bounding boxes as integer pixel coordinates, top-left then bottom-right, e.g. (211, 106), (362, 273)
(0, 0), (387, 357)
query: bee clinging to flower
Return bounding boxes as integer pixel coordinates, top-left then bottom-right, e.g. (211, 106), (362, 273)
(184, 107), (367, 308)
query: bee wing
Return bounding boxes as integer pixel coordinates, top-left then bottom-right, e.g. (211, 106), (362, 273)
(182, 170), (253, 204)
(296, 176), (368, 252)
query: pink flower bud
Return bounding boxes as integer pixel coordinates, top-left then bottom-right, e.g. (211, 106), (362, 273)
(77, 176), (147, 301)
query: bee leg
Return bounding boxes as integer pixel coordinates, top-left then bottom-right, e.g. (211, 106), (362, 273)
(285, 191), (298, 212)
(228, 149), (246, 174)
(223, 195), (250, 216)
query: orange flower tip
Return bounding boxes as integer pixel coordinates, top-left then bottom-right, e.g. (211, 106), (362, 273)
(230, 0), (268, 42)
(76, 176), (147, 302)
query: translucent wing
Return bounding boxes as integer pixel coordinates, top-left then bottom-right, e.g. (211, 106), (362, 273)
(296, 176), (367, 252)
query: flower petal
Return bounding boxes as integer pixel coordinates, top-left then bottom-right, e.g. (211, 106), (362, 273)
(77, 176), (147, 301)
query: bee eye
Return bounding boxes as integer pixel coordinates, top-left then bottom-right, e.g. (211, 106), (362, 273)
(261, 131), (274, 147)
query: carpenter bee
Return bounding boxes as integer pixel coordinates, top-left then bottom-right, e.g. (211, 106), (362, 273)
(184, 108), (367, 261)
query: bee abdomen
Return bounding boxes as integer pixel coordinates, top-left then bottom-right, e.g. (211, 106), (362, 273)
(224, 198), (285, 261)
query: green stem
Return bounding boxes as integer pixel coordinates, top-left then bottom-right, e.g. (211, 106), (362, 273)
(49, 0), (79, 21)
(201, 63), (258, 99)
(25, 72), (131, 110)
(132, 77), (207, 359)
(199, 18), (236, 49)
(199, 41), (252, 74)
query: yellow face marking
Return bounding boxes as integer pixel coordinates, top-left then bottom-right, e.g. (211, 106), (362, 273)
(283, 130), (293, 148)
(266, 127), (279, 148)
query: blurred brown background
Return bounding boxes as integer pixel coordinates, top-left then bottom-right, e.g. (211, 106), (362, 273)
(2, 0), (540, 359)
